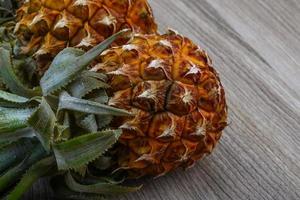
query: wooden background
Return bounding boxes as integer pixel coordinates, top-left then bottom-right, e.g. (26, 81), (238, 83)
(25, 0), (300, 199)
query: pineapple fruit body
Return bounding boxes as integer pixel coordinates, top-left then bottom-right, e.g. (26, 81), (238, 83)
(94, 30), (228, 177)
(14, 0), (157, 75)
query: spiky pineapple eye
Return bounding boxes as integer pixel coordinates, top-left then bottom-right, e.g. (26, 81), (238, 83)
(166, 82), (198, 116)
(132, 80), (171, 112)
(120, 48), (140, 64)
(150, 41), (173, 58)
(68, 1), (89, 20)
(140, 58), (172, 81)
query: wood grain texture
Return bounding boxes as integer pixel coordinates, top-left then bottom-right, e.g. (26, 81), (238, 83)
(24, 0), (300, 199)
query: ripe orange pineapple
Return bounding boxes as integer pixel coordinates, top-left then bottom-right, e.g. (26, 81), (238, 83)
(93, 30), (228, 177)
(14, 0), (157, 75)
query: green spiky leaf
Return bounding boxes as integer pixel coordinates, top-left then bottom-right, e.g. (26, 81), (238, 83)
(0, 139), (37, 173)
(41, 30), (128, 96)
(0, 128), (35, 143)
(0, 47), (41, 98)
(0, 106), (35, 134)
(0, 90), (28, 104)
(67, 72), (109, 98)
(0, 90), (40, 107)
(27, 98), (56, 152)
(53, 129), (122, 170)
(0, 144), (47, 192)
(65, 173), (141, 195)
(7, 156), (56, 200)
(40, 48), (85, 96)
(58, 91), (132, 117)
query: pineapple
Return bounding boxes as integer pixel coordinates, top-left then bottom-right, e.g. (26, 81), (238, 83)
(14, 0), (157, 75)
(0, 29), (227, 198)
(92, 30), (228, 177)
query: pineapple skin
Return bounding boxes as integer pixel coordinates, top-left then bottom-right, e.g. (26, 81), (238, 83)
(94, 30), (228, 177)
(14, 0), (157, 75)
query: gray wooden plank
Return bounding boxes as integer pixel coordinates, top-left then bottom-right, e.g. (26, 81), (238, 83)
(24, 0), (300, 199)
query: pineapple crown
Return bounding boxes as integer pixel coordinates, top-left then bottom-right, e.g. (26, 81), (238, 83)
(0, 21), (140, 199)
